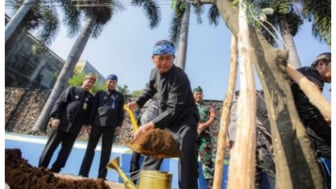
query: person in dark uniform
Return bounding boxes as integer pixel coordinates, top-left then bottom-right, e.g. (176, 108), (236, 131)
(127, 40), (200, 189)
(193, 86), (216, 189)
(38, 73), (96, 173)
(79, 74), (124, 180)
(291, 52), (331, 188)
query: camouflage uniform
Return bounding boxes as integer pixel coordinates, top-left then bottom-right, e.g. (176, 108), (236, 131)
(196, 102), (215, 187)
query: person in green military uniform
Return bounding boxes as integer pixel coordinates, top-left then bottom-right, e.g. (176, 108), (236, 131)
(193, 86), (216, 189)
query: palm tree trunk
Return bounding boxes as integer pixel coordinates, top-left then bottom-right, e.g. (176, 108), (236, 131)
(5, 0), (37, 43)
(227, 4), (256, 188)
(280, 20), (301, 68)
(176, 2), (190, 70)
(212, 35), (238, 189)
(31, 16), (96, 132)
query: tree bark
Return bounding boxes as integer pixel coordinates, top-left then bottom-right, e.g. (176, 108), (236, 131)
(5, 0), (37, 43)
(280, 20), (301, 68)
(227, 4), (256, 188)
(31, 16), (96, 132)
(212, 35), (238, 189)
(249, 28), (324, 189)
(176, 2), (190, 70)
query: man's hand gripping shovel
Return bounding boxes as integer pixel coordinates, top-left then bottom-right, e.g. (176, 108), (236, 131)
(123, 105), (183, 159)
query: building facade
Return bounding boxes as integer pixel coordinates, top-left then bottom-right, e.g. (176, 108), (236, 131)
(75, 60), (105, 86)
(5, 15), (105, 89)
(6, 25), (63, 89)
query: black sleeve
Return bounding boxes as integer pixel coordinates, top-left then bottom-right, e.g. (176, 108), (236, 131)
(292, 84), (331, 145)
(116, 93), (125, 127)
(84, 93), (95, 125)
(49, 87), (72, 119)
(88, 91), (102, 125)
(136, 69), (157, 108)
(152, 72), (190, 128)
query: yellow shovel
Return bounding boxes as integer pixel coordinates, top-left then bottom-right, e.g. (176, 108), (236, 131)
(123, 104), (138, 131)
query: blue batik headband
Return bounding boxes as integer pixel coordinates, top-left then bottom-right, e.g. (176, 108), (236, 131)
(152, 40), (175, 56)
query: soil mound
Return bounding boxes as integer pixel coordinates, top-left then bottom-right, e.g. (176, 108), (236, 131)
(5, 148), (111, 189)
(126, 128), (183, 158)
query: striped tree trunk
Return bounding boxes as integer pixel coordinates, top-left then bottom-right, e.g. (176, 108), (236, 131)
(212, 35), (238, 189)
(227, 3), (256, 188)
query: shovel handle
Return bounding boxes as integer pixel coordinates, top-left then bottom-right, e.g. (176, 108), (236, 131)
(123, 104), (139, 131)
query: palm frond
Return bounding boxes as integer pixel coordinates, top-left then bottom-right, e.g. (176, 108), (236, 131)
(302, 0), (330, 45)
(280, 12), (303, 36)
(58, 0), (81, 37)
(91, 23), (103, 38)
(192, 3), (203, 24)
(36, 7), (60, 45)
(168, 0), (185, 43)
(131, 0), (161, 28)
(208, 4), (220, 26)
(6, 0), (60, 45)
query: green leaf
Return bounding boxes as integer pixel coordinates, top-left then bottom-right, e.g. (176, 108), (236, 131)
(232, 0), (240, 6)
(170, 0), (176, 9)
(261, 7), (274, 15)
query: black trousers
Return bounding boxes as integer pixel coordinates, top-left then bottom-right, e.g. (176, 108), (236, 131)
(39, 129), (77, 172)
(79, 126), (115, 179)
(142, 125), (198, 189)
(129, 151), (143, 183)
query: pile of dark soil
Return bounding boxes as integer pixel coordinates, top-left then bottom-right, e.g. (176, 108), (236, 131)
(5, 149), (111, 189)
(126, 128), (183, 158)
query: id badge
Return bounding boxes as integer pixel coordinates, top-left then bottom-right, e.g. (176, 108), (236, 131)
(83, 102), (87, 110)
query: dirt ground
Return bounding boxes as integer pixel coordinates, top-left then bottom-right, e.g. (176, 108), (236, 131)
(5, 149), (125, 189)
(5, 128), (181, 189)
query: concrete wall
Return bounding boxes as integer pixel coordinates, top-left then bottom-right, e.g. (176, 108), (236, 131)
(5, 88), (50, 133)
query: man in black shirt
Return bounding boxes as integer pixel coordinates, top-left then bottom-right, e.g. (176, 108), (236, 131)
(79, 74), (124, 180)
(291, 52), (331, 188)
(39, 74), (96, 173)
(128, 40), (200, 189)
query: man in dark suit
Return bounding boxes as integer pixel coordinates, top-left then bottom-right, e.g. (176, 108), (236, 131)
(79, 74), (124, 180)
(39, 74), (96, 173)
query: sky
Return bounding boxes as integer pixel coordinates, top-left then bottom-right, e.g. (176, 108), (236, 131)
(4, 3), (331, 102)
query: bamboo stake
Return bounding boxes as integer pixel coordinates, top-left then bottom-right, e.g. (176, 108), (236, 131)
(227, 3), (256, 189)
(212, 35), (238, 189)
(287, 64), (331, 123)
